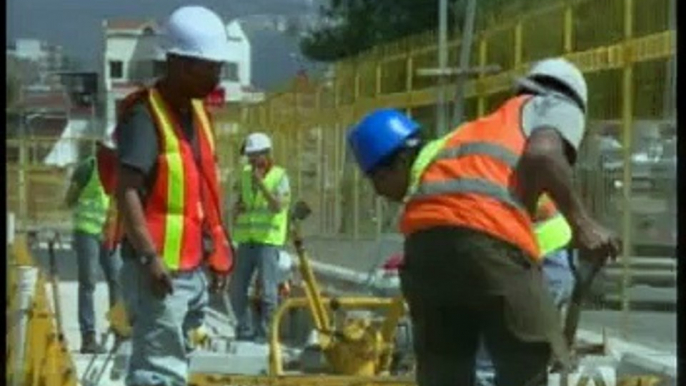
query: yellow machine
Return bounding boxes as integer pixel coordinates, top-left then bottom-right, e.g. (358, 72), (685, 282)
(101, 199), (412, 385)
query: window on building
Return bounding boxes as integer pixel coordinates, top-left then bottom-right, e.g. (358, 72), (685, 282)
(109, 61), (123, 79)
(223, 62), (239, 82)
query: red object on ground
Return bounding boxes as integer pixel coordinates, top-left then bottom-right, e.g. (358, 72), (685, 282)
(382, 253), (405, 271)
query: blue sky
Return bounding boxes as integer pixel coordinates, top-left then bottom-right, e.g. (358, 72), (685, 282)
(7, 0), (320, 87)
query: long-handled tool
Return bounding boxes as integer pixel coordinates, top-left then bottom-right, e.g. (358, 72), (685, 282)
(47, 231), (65, 340)
(549, 249), (608, 384)
(563, 250), (607, 353)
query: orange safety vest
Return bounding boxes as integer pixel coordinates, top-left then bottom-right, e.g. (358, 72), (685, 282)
(401, 95), (542, 260)
(113, 86), (234, 273)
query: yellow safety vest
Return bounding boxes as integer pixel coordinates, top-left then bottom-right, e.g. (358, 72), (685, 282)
(534, 196), (573, 257)
(74, 158), (110, 236)
(233, 165), (290, 246)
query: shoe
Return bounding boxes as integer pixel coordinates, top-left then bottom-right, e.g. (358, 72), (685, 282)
(81, 332), (107, 354)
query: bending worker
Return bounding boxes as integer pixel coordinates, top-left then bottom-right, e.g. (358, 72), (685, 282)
(64, 134), (121, 354)
(230, 132), (291, 343)
(114, 6), (234, 386)
(346, 57), (620, 386)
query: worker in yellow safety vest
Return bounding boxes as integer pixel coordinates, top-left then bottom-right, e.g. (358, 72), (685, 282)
(230, 132), (292, 343)
(64, 134), (121, 354)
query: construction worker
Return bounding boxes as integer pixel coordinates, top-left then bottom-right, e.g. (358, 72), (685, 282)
(64, 134), (121, 354)
(113, 6), (234, 386)
(346, 57), (621, 386)
(230, 132), (291, 343)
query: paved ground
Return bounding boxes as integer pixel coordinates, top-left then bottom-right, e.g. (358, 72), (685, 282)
(30, 246), (677, 357)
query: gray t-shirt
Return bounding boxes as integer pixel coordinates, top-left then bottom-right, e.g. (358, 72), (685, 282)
(520, 94), (586, 152)
(116, 101), (199, 187)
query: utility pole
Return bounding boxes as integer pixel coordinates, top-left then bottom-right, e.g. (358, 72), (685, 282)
(452, 0), (477, 126)
(436, 0), (449, 136)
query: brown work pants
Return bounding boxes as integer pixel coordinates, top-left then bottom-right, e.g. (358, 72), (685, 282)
(401, 226), (562, 386)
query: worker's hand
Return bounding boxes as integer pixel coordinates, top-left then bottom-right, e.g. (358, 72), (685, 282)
(208, 271), (228, 294)
(573, 219), (621, 264)
(251, 167), (265, 187)
(148, 257), (174, 298)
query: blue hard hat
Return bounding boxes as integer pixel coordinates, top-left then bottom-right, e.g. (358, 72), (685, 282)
(347, 109), (420, 174)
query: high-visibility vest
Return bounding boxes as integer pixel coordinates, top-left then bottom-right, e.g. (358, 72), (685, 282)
(74, 157), (110, 236)
(402, 95), (543, 260)
(534, 196), (573, 257)
(233, 165), (289, 246)
(115, 87), (234, 273)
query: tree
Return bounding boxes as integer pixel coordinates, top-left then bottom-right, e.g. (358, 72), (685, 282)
(300, 0), (545, 62)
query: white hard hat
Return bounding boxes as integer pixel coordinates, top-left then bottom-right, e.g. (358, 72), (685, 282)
(523, 58), (588, 111)
(244, 132), (273, 154)
(162, 6), (230, 63)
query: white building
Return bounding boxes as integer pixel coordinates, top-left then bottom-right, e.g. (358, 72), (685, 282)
(6, 38), (66, 86)
(101, 18), (263, 129)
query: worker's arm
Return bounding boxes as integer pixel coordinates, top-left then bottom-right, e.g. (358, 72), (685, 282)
(518, 95), (620, 260)
(64, 160), (92, 208)
(519, 128), (591, 229)
(115, 101), (173, 296)
(116, 166), (157, 257)
(517, 94), (589, 229)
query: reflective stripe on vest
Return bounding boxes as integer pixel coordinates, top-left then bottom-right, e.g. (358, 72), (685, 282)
(233, 166), (289, 246)
(401, 95), (542, 259)
(74, 157), (110, 235)
(141, 88), (233, 272)
(534, 196), (573, 257)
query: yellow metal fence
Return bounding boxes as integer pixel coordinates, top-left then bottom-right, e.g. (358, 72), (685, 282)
(216, 0), (676, 252)
(5, 0), (675, 249)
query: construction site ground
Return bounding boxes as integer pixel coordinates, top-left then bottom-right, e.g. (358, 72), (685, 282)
(31, 243), (677, 384)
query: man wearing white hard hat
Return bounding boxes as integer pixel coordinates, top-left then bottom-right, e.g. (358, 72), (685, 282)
(113, 6), (234, 386)
(64, 131), (121, 354)
(230, 132), (292, 343)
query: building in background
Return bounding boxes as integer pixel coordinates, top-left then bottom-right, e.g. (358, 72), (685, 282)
(101, 18), (263, 130)
(6, 38), (67, 88)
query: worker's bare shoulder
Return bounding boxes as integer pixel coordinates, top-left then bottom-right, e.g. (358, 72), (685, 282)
(521, 94), (585, 151)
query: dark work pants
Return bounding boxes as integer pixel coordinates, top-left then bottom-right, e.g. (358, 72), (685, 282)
(401, 226), (561, 386)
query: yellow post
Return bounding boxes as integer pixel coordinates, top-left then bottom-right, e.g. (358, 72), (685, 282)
(477, 38), (488, 117)
(563, 3), (574, 53)
(405, 50), (414, 115)
(294, 84), (303, 199)
(620, 0), (635, 339)
(353, 66), (361, 239)
(514, 22), (523, 69)
(332, 77), (342, 235)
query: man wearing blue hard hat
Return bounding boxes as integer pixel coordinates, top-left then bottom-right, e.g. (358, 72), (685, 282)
(347, 57), (620, 386)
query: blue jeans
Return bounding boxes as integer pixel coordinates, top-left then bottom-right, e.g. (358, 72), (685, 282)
(476, 249), (576, 386)
(229, 243), (280, 341)
(119, 259), (208, 386)
(73, 230), (121, 336)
